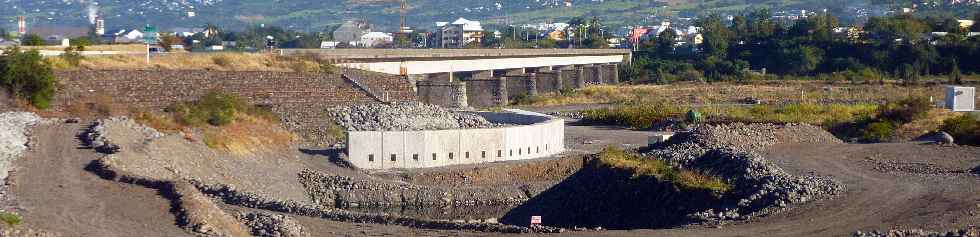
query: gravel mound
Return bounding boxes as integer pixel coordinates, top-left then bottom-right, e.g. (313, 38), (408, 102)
(645, 123), (845, 223)
(237, 211), (309, 237)
(0, 112), (41, 181)
(329, 103), (497, 131)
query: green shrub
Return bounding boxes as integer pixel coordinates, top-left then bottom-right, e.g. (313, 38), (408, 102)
(167, 91), (271, 127)
(941, 114), (980, 146)
(880, 97), (932, 124)
(861, 120), (897, 142)
(62, 46), (84, 67)
(581, 102), (683, 129)
(0, 47), (57, 109)
(0, 212), (22, 226)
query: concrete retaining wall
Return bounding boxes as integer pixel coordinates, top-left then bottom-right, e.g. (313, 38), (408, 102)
(346, 109), (564, 170)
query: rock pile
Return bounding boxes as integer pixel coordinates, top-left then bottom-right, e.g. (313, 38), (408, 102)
(328, 103), (498, 131)
(237, 212), (309, 237)
(645, 123), (845, 223)
(0, 112), (41, 181)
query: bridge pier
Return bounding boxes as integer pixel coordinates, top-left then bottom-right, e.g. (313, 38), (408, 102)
(609, 63), (619, 84)
(526, 73), (539, 97)
(575, 66), (587, 88)
(496, 76), (509, 106)
(591, 64), (604, 85)
(452, 81), (468, 108)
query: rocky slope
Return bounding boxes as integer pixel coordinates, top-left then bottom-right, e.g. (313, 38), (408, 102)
(646, 123), (845, 223)
(328, 103), (499, 131)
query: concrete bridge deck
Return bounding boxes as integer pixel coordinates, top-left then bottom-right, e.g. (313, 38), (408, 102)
(281, 48), (630, 61)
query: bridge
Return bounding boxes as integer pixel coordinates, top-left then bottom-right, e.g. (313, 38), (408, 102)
(282, 49), (631, 108)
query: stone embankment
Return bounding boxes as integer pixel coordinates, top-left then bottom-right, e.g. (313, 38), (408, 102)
(237, 211), (309, 237)
(0, 112), (42, 181)
(328, 103), (499, 131)
(646, 123), (845, 223)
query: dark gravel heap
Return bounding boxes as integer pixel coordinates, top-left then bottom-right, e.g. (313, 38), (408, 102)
(645, 123), (845, 223)
(328, 102), (498, 131)
(237, 211), (309, 237)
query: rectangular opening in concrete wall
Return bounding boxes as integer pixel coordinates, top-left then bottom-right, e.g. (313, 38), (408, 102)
(498, 150), (502, 158)
(465, 152), (470, 159)
(432, 153), (437, 161)
(449, 152), (455, 160)
(369, 154), (374, 162)
(482, 151), (486, 158)
(413, 154), (419, 161)
(390, 154), (397, 162)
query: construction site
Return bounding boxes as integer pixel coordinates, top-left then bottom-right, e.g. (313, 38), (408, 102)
(0, 46), (976, 237)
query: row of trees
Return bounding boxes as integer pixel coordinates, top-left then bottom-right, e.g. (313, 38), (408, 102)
(630, 10), (980, 84)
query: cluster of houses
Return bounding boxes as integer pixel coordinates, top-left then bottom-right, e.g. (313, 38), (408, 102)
(326, 17), (487, 48)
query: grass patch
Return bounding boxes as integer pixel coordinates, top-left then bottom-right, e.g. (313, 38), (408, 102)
(582, 102), (878, 130)
(597, 147), (731, 193)
(519, 83), (944, 107)
(154, 91), (294, 155)
(941, 114), (980, 146)
(0, 212), (22, 226)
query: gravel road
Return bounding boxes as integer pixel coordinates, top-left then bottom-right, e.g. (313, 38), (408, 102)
(8, 123), (191, 237)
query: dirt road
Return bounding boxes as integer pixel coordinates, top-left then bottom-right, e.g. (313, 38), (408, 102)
(549, 142), (980, 237)
(8, 123), (191, 237)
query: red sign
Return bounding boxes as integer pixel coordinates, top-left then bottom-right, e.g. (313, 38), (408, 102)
(530, 216), (542, 225)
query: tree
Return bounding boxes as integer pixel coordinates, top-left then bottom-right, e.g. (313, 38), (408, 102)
(655, 28), (678, 57)
(0, 47), (56, 109)
(779, 45), (825, 75)
(950, 61), (962, 85)
(21, 34), (45, 46)
(696, 14), (731, 59)
(159, 35), (181, 52)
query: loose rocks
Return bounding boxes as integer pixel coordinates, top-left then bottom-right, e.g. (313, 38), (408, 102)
(854, 227), (980, 237)
(328, 103), (498, 131)
(646, 123), (845, 222)
(0, 112), (41, 181)
(237, 211), (309, 237)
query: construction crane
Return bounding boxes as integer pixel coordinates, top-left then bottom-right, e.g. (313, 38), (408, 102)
(348, 0), (410, 32)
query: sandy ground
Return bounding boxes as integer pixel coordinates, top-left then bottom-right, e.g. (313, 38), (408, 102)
(8, 123), (191, 237)
(8, 121), (980, 237)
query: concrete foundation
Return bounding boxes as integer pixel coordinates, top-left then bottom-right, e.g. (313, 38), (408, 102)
(347, 109), (565, 170)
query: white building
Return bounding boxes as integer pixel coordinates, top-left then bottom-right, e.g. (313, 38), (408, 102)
(439, 17), (485, 48)
(359, 32), (393, 48)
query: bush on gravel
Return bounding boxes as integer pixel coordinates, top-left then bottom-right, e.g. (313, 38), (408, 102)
(940, 114), (980, 146)
(597, 147), (731, 193)
(168, 91), (277, 127)
(0, 212), (22, 226)
(0, 47), (57, 109)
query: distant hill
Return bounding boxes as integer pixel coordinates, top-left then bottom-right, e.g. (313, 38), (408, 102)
(0, 0), (959, 33)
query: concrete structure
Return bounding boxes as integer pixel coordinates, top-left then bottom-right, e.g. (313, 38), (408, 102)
(945, 86), (976, 112)
(346, 109), (564, 170)
(283, 48), (629, 108)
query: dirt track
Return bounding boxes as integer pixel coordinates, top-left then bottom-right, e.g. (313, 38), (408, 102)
(7, 123), (980, 237)
(8, 123), (191, 237)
